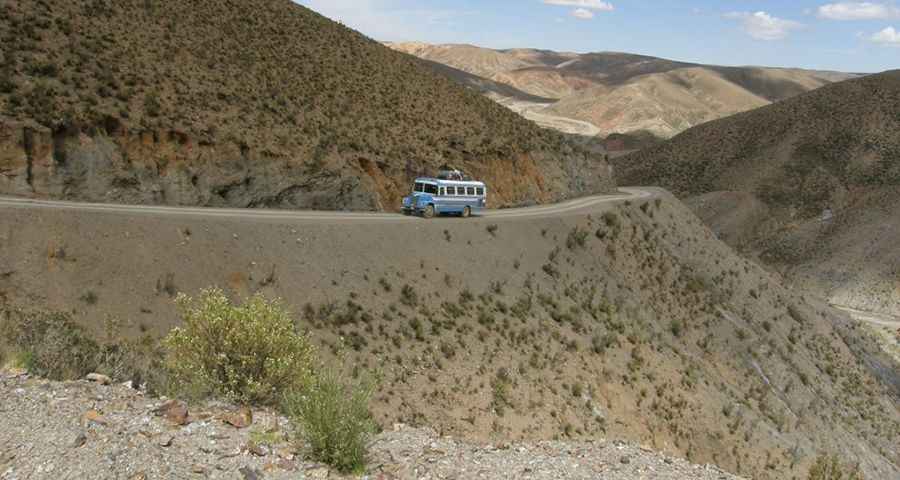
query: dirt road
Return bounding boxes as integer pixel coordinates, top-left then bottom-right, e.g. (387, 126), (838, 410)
(0, 188), (652, 222)
(833, 305), (900, 328)
(499, 98), (602, 137)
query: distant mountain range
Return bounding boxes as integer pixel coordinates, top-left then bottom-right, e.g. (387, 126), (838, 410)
(386, 42), (859, 140)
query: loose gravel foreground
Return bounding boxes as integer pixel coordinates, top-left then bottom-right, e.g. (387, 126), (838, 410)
(0, 371), (744, 479)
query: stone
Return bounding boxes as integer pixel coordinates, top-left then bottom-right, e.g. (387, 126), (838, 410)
(158, 435), (175, 448)
(84, 410), (109, 426)
(224, 406), (253, 429)
(306, 466), (330, 479)
(71, 432), (87, 448)
(191, 464), (206, 474)
(154, 400), (190, 426)
(239, 466), (262, 480)
(620, 455), (631, 465)
(129, 473), (147, 480)
(3, 368), (27, 378)
(85, 373), (112, 385)
(246, 442), (268, 457)
(275, 448), (295, 461)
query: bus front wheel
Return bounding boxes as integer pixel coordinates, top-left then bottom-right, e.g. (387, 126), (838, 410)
(423, 205), (435, 219)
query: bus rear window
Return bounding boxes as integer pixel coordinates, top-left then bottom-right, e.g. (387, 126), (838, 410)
(476, 187), (485, 196)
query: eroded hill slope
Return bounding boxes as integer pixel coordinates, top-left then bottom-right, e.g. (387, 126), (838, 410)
(0, 1), (612, 210)
(1, 192), (898, 480)
(614, 70), (900, 315)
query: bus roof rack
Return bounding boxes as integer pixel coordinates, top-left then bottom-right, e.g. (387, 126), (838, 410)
(436, 168), (468, 181)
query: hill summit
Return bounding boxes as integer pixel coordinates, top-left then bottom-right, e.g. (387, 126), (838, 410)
(0, 0), (613, 210)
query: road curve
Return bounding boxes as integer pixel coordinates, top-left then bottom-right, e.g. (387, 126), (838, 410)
(0, 188), (655, 223)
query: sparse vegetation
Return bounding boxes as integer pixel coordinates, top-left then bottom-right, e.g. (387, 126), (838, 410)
(283, 362), (377, 474)
(807, 455), (864, 480)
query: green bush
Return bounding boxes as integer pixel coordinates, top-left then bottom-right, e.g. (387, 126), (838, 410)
(1, 308), (101, 380)
(808, 455), (864, 480)
(163, 288), (316, 405)
(283, 364), (377, 474)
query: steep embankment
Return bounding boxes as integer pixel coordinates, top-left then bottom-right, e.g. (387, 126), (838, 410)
(0, 1), (613, 211)
(1, 192), (898, 480)
(614, 71), (900, 315)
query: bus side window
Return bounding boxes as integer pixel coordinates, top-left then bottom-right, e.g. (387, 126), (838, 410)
(476, 187), (485, 196)
(466, 187), (475, 196)
(447, 186), (456, 195)
(439, 187), (445, 196)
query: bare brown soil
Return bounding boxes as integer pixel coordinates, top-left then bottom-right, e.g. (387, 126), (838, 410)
(1, 190), (898, 480)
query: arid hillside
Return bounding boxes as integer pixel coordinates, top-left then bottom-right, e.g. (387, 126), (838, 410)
(0, 1), (613, 211)
(2, 191), (898, 480)
(614, 71), (900, 315)
(545, 68), (770, 140)
(386, 43), (858, 139)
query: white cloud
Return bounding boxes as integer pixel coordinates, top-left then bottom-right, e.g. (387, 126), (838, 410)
(543, 0), (613, 20)
(572, 8), (594, 19)
(870, 26), (900, 44)
(543, 0), (614, 11)
(818, 2), (900, 20)
(725, 11), (804, 40)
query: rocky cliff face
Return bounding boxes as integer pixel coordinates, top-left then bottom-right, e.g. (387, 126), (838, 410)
(0, 120), (613, 210)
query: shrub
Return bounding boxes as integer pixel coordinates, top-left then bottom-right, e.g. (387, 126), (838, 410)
(807, 455), (864, 480)
(144, 91), (162, 117)
(163, 288), (316, 405)
(669, 319), (684, 337)
(0, 308), (164, 388)
(566, 227), (589, 250)
(283, 364), (377, 474)
(602, 211), (621, 230)
(1, 308), (100, 380)
(486, 224), (499, 237)
(491, 368), (513, 415)
(400, 284), (418, 307)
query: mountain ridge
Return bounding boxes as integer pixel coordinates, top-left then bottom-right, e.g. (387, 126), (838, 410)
(385, 42), (859, 139)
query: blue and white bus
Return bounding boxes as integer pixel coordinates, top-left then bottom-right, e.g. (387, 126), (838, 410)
(402, 170), (487, 218)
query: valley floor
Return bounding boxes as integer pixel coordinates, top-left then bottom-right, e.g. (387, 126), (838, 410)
(0, 371), (744, 480)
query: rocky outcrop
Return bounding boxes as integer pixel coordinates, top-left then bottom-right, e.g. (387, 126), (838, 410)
(0, 121), (613, 211)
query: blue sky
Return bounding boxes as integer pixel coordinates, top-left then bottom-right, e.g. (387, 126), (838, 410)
(297, 1), (899, 73)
